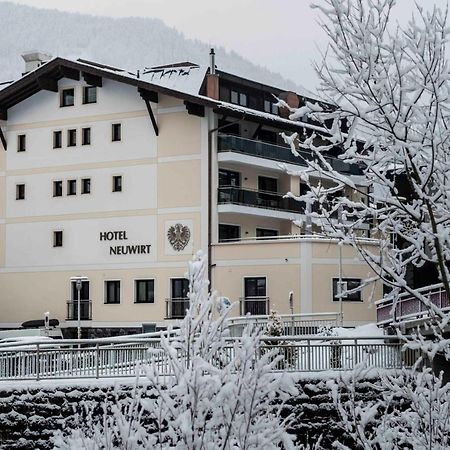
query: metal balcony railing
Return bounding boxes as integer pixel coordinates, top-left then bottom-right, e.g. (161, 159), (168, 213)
(166, 298), (190, 319)
(66, 300), (92, 321)
(376, 283), (450, 326)
(218, 186), (305, 214)
(218, 134), (363, 175)
(239, 297), (270, 316)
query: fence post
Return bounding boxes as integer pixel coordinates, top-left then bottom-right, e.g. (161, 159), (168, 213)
(353, 339), (358, 368)
(307, 339), (311, 371)
(36, 344), (40, 381)
(96, 343), (100, 379)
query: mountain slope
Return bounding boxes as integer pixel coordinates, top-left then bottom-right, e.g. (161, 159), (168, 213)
(0, 1), (302, 92)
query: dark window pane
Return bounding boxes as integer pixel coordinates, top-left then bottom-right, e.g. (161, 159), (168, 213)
(53, 180), (63, 197)
(71, 281), (89, 300)
(332, 278), (362, 302)
(68, 129), (77, 147)
(53, 231), (63, 247)
(171, 278), (189, 298)
(256, 228), (278, 238)
(112, 123), (121, 142)
(17, 134), (26, 152)
(67, 179), (77, 195)
(81, 178), (91, 194)
(83, 86), (97, 104)
(244, 277), (266, 297)
(239, 93), (247, 107)
(61, 88), (75, 107)
(219, 224), (240, 242)
(82, 128), (91, 145)
(16, 184), (25, 200)
(113, 176), (122, 192)
(105, 280), (120, 304)
(231, 90), (239, 104)
(135, 280), (155, 303)
(219, 169), (240, 187)
(258, 176), (278, 193)
(53, 131), (62, 149)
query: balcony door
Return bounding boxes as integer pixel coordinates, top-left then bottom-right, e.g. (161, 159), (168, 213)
(243, 277), (267, 315)
(258, 176), (278, 209)
(69, 280), (90, 320)
(170, 278), (190, 318)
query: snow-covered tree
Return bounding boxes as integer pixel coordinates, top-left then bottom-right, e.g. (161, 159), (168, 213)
(53, 251), (298, 449)
(280, 0), (450, 337)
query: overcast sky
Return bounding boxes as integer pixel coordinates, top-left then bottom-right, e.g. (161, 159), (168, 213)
(6, 0), (448, 90)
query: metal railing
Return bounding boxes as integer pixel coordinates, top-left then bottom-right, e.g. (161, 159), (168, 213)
(218, 186), (304, 213)
(0, 335), (419, 380)
(218, 134), (364, 176)
(227, 312), (340, 337)
(165, 297), (190, 319)
(66, 300), (92, 320)
(239, 297), (270, 316)
(376, 283), (450, 326)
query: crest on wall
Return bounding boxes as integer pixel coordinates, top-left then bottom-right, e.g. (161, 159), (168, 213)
(167, 223), (191, 252)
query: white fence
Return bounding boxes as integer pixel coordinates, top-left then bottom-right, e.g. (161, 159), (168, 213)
(0, 336), (419, 381)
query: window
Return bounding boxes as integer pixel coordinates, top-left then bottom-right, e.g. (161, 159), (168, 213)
(16, 184), (25, 200)
(81, 178), (91, 194)
(105, 280), (121, 304)
(245, 277), (267, 298)
(53, 230), (63, 247)
(332, 278), (362, 302)
(82, 127), (91, 145)
(67, 179), (77, 196)
(243, 277), (267, 315)
(17, 134), (26, 152)
(53, 131), (62, 149)
(230, 90), (247, 107)
(219, 224), (240, 242)
(60, 88), (75, 107)
(135, 280), (155, 303)
(53, 180), (63, 197)
(258, 176), (278, 193)
(67, 129), (77, 147)
(112, 175), (122, 192)
(170, 278), (190, 318)
(219, 169), (240, 187)
(264, 100), (278, 115)
(83, 86), (97, 104)
(112, 123), (122, 142)
(256, 228), (278, 238)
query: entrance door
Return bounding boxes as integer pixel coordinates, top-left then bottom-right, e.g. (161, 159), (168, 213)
(170, 278), (189, 318)
(69, 280), (90, 320)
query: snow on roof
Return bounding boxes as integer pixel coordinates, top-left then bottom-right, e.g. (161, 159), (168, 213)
(140, 64), (207, 96)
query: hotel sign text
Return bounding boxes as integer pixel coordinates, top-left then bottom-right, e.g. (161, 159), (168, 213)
(100, 231), (152, 255)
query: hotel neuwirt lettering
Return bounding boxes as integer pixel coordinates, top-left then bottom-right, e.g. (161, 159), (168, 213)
(100, 230), (151, 255)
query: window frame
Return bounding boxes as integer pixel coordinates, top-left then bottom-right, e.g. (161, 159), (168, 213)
(243, 276), (267, 298)
(104, 280), (121, 305)
(67, 179), (77, 196)
(112, 175), (122, 192)
(53, 230), (63, 248)
(53, 130), (62, 149)
(67, 129), (77, 147)
(82, 85), (97, 105)
(15, 183), (25, 200)
(218, 223), (241, 242)
(81, 178), (91, 195)
(218, 168), (241, 187)
(332, 278), (363, 302)
(60, 88), (75, 107)
(111, 123), (122, 142)
(53, 180), (63, 197)
(134, 279), (155, 304)
(256, 228), (279, 238)
(17, 134), (26, 152)
(81, 127), (91, 146)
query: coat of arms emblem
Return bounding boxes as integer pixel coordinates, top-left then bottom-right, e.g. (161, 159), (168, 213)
(167, 223), (191, 251)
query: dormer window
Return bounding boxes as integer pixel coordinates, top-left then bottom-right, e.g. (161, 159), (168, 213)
(230, 90), (247, 107)
(264, 100), (278, 115)
(60, 88), (75, 107)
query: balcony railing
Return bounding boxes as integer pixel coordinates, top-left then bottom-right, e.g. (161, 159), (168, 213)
(66, 300), (92, 321)
(218, 186), (305, 214)
(166, 297), (190, 319)
(239, 297), (270, 316)
(376, 283), (450, 326)
(218, 134), (363, 176)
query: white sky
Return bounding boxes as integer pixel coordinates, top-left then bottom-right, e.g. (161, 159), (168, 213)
(6, 0), (449, 91)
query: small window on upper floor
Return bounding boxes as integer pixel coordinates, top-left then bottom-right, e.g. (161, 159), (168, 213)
(16, 184), (25, 200)
(83, 86), (97, 104)
(82, 127), (91, 146)
(53, 230), (63, 247)
(219, 224), (240, 242)
(112, 175), (122, 192)
(230, 90), (247, 107)
(264, 100), (278, 115)
(105, 280), (121, 304)
(332, 278), (362, 302)
(112, 123), (122, 142)
(53, 131), (62, 149)
(67, 179), (77, 196)
(256, 228), (279, 238)
(17, 134), (26, 152)
(53, 180), (63, 197)
(67, 129), (77, 147)
(81, 178), (91, 194)
(60, 88), (75, 107)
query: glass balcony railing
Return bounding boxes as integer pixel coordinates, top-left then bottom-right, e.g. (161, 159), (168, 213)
(217, 134), (363, 175)
(218, 186), (305, 214)
(165, 297), (190, 319)
(66, 300), (92, 320)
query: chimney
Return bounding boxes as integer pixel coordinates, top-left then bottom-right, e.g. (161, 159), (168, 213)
(278, 91), (300, 119)
(21, 51), (52, 74)
(206, 48), (219, 100)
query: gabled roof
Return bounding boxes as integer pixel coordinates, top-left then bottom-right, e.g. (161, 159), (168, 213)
(0, 57), (216, 119)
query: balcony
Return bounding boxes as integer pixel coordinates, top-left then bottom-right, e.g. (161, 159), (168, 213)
(66, 300), (92, 321)
(218, 134), (363, 176)
(166, 297), (190, 319)
(239, 297), (270, 316)
(218, 186), (304, 214)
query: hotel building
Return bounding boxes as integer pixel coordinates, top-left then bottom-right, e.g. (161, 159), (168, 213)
(0, 52), (380, 337)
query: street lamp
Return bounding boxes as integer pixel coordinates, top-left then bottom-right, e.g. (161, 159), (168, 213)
(70, 276), (88, 341)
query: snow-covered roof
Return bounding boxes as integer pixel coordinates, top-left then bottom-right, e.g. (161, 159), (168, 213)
(0, 80), (14, 92)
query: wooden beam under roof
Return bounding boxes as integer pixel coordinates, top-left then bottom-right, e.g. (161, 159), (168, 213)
(83, 72), (102, 87)
(36, 76), (58, 92)
(139, 90), (159, 136)
(0, 126), (7, 150)
(138, 88), (158, 103)
(185, 101), (205, 117)
(0, 107), (7, 121)
(58, 66), (80, 81)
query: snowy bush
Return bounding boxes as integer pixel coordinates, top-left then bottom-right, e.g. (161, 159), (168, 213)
(53, 251), (298, 449)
